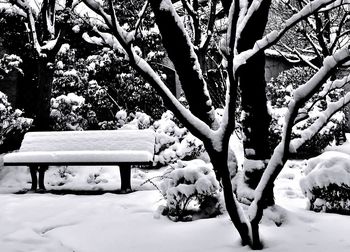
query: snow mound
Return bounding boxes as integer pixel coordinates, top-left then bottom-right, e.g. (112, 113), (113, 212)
(300, 151), (350, 200)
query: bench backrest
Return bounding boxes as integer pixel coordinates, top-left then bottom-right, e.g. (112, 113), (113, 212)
(19, 129), (155, 155)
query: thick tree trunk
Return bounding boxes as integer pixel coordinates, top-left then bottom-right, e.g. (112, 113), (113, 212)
(149, 0), (218, 129)
(35, 57), (55, 131)
(207, 145), (253, 247)
(236, 0), (273, 206)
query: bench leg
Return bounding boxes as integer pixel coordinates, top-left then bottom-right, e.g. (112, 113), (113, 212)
(119, 164), (131, 193)
(29, 165), (38, 191)
(38, 165), (48, 190)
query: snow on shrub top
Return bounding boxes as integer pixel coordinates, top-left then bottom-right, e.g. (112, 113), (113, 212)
(160, 159), (220, 207)
(300, 151), (350, 199)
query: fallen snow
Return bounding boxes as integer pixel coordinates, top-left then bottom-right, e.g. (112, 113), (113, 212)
(1, 155), (350, 251)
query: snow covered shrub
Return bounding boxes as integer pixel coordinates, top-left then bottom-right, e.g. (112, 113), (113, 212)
(48, 166), (76, 187)
(87, 172), (108, 184)
(113, 109), (207, 166)
(0, 91), (32, 152)
(300, 151), (350, 214)
(159, 159), (223, 221)
(153, 111), (208, 167)
(53, 39), (166, 126)
(50, 93), (89, 131)
(0, 54), (23, 77)
(115, 110), (152, 129)
(267, 67), (347, 158)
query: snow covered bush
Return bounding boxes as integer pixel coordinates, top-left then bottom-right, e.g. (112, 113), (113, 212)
(153, 111), (209, 166)
(53, 30), (166, 124)
(159, 159), (223, 221)
(0, 91), (32, 152)
(300, 151), (350, 214)
(113, 109), (208, 167)
(115, 110), (152, 129)
(0, 54), (22, 77)
(50, 93), (89, 131)
(267, 67), (347, 158)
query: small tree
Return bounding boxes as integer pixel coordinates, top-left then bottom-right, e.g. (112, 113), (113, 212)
(67, 0), (350, 249)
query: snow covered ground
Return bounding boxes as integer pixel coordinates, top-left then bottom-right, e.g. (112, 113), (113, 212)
(1, 158), (350, 251)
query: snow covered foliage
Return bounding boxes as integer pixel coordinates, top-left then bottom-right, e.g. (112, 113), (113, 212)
(153, 111), (208, 166)
(267, 67), (347, 158)
(300, 151), (350, 214)
(159, 159), (223, 221)
(0, 92), (32, 151)
(0, 54), (23, 77)
(113, 109), (208, 167)
(52, 44), (166, 129)
(50, 93), (88, 131)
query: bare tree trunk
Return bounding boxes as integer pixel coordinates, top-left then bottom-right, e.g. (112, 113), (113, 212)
(236, 0), (273, 206)
(35, 56), (55, 131)
(206, 143), (253, 247)
(149, 0), (218, 129)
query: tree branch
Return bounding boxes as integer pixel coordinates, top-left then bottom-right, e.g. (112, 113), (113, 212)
(200, 0), (218, 52)
(291, 87), (350, 151)
(232, 0), (344, 73)
(134, 0), (149, 36)
(149, 0), (219, 129)
(249, 46), (350, 224)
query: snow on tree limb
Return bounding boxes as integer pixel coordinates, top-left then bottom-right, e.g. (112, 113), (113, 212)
(232, 0), (343, 72)
(290, 89), (350, 152)
(82, 0), (132, 46)
(42, 0), (56, 38)
(149, 0), (219, 129)
(200, 0), (218, 52)
(319, 0), (350, 12)
(134, 0), (149, 36)
(235, 0), (264, 45)
(132, 54), (214, 141)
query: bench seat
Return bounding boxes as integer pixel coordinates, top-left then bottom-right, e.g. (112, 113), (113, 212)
(4, 150), (153, 165)
(3, 129), (156, 192)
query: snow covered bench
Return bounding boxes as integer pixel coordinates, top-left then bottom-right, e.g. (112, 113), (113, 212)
(3, 129), (155, 192)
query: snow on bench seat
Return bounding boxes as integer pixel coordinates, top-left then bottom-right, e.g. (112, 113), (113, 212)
(3, 150), (153, 165)
(3, 129), (156, 192)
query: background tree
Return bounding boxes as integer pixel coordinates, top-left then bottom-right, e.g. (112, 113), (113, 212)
(5, 0), (75, 130)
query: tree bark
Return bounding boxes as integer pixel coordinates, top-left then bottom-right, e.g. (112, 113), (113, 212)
(236, 0), (274, 206)
(149, 0), (218, 129)
(34, 56), (55, 131)
(206, 143), (253, 247)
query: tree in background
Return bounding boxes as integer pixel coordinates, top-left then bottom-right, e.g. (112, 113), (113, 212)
(3, 0), (75, 130)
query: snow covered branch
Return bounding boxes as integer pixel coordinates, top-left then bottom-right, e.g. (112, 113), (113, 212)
(134, 0), (149, 36)
(233, 0), (343, 72)
(42, 0), (56, 38)
(149, 0), (219, 129)
(319, 0), (350, 12)
(291, 88), (350, 152)
(200, 0), (218, 52)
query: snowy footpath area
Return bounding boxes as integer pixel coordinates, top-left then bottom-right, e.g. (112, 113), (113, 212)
(1, 161), (350, 252)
